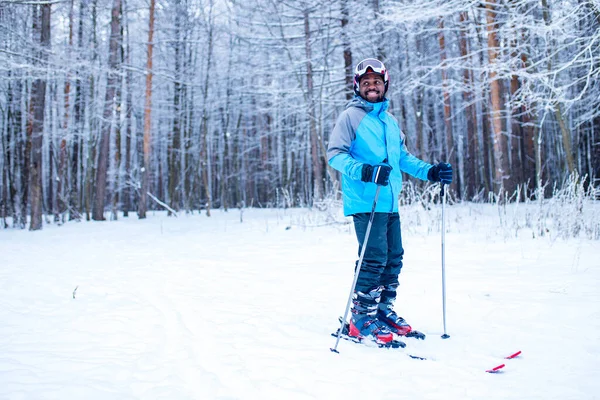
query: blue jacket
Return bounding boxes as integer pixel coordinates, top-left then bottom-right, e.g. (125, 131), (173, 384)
(327, 96), (432, 216)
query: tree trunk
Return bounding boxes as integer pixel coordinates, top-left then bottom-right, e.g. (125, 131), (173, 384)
(341, 0), (353, 101)
(123, 70), (133, 217)
(169, 0), (183, 214)
(85, 0), (99, 221)
(1, 78), (16, 227)
(57, 0), (75, 223)
(139, 0), (155, 219)
(485, 2), (510, 195)
(412, 34), (425, 160)
(438, 17), (459, 197)
(220, 23), (235, 211)
(93, 0), (121, 221)
(69, 0), (86, 222)
(304, 9), (323, 201)
(47, 108), (55, 221)
(1, 111), (8, 226)
(517, 39), (538, 196)
(459, 12), (478, 199)
(508, 47), (525, 196)
(541, 0), (575, 177)
(29, 3), (51, 230)
(372, 0), (385, 60)
(5, 77), (23, 227)
(71, 71), (81, 221)
(199, 0), (214, 216)
(111, 1), (125, 221)
(593, 116), (600, 182)
(21, 84), (31, 229)
(122, 6), (133, 217)
(555, 105), (575, 175)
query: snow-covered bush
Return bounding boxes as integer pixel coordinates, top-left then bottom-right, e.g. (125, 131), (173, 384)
(298, 175), (599, 241)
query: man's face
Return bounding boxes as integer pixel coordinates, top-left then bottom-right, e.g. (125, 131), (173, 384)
(358, 73), (385, 103)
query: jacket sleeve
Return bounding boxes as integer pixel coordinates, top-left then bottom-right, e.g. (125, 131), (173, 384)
(398, 140), (432, 181)
(327, 111), (364, 181)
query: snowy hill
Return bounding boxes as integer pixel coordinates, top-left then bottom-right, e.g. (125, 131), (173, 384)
(1, 206), (598, 399)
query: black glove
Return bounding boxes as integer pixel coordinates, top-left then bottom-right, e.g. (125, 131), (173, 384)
(361, 163), (392, 186)
(427, 162), (453, 184)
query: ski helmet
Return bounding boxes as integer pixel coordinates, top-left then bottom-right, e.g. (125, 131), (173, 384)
(353, 58), (389, 95)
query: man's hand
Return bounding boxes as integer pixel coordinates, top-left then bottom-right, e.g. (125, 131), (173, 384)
(427, 162), (453, 184)
(361, 163), (392, 186)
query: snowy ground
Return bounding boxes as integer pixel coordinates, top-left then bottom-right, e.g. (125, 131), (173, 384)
(1, 204), (599, 400)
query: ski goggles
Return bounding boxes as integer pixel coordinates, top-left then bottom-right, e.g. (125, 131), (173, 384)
(355, 59), (386, 77)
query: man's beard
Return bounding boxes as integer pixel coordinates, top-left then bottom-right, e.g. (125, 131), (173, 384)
(363, 90), (384, 102)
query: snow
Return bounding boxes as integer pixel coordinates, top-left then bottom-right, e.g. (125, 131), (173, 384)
(1, 205), (599, 400)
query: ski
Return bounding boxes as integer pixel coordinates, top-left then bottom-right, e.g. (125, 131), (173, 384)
(486, 351), (522, 373)
(485, 364), (505, 373)
(330, 327), (428, 360)
(405, 330), (426, 340)
(333, 319), (407, 348)
(331, 329), (407, 349)
(332, 318), (428, 360)
(505, 350), (522, 359)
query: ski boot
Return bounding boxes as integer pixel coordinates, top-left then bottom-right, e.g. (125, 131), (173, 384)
(377, 308), (412, 336)
(349, 286), (394, 345)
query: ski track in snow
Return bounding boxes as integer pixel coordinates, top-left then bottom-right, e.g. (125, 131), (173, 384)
(1, 208), (599, 399)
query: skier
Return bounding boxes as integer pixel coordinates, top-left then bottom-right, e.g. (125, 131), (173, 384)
(327, 58), (453, 344)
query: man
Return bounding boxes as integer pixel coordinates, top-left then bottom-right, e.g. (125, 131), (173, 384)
(327, 58), (453, 344)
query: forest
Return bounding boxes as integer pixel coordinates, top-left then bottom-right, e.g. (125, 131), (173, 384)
(1, 0), (599, 230)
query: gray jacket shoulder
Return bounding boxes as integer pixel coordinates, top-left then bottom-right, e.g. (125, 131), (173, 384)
(326, 106), (366, 161)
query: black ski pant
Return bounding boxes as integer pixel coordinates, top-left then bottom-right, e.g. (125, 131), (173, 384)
(352, 212), (404, 307)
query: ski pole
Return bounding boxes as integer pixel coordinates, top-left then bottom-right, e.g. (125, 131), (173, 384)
(331, 185), (381, 353)
(441, 183), (450, 339)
